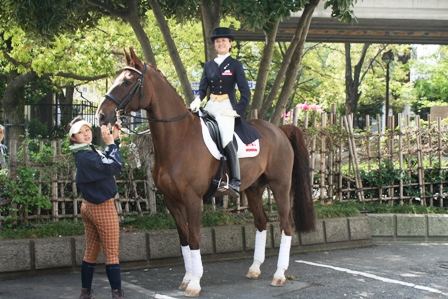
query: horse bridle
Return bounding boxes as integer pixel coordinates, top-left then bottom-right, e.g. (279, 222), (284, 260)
(104, 63), (190, 126)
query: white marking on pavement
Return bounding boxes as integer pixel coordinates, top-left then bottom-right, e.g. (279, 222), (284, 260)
(99, 277), (180, 298)
(296, 260), (448, 296)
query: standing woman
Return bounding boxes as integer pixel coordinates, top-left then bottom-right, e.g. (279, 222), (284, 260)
(190, 27), (261, 196)
(0, 125), (7, 169)
(68, 116), (125, 299)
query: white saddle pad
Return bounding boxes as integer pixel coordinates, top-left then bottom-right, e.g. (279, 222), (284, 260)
(200, 117), (260, 160)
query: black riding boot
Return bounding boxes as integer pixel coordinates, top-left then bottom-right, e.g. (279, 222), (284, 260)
(224, 141), (241, 196)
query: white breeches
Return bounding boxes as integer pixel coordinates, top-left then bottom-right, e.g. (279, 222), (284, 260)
(204, 98), (238, 147)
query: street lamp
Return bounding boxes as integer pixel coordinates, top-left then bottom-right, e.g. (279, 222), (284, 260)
(381, 50), (394, 129)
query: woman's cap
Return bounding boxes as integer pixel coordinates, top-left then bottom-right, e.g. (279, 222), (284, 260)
(211, 27), (235, 42)
(69, 120), (91, 136)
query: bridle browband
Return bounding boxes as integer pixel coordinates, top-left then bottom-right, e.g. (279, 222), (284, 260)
(104, 63), (190, 126)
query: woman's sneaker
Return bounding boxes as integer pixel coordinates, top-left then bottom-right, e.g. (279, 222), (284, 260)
(79, 288), (94, 299)
(111, 289), (125, 298)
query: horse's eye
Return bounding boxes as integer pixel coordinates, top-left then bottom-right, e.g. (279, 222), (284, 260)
(123, 80), (132, 87)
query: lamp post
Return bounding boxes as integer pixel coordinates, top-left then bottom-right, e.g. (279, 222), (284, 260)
(381, 50), (394, 129)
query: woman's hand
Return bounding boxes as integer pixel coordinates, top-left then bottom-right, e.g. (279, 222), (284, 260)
(100, 125), (115, 145)
(112, 124), (122, 140)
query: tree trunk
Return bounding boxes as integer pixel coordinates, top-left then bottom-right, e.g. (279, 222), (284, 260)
(147, 0), (194, 104)
(126, 13), (157, 66)
(200, 1), (220, 61)
(267, 0), (318, 124)
(2, 71), (36, 147)
(59, 85), (74, 128)
(250, 20), (280, 118)
(259, 0), (319, 120)
(345, 42), (371, 117)
(88, 0), (157, 66)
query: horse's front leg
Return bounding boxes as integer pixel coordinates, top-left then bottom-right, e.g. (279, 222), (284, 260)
(164, 197), (202, 296)
(179, 195), (203, 297)
(179, 245), (193, 290)
(183, 247), (202, 297)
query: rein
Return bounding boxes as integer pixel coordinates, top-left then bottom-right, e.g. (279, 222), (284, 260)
(104, 63), (191, 132)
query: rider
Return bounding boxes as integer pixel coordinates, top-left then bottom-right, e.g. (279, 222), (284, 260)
(190, 27), (261, 195)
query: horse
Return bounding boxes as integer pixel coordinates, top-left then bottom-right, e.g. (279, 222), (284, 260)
(96, 48), (315, 297)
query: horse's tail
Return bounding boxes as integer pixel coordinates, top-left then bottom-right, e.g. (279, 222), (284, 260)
(280, 124), (315, 233)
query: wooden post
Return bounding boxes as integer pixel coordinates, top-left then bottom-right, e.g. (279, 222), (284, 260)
(319, 113), (327, 202)
(398, 113), (404, 206)
(343, 115), (364, 201)
(415, 116), (425, 205)
(51, 140), (58, 221)
(437, 117), (444, 207)
(8, 140), (17, 224)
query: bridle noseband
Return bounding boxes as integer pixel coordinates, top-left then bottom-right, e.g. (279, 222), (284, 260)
(103, 63), (190, 127)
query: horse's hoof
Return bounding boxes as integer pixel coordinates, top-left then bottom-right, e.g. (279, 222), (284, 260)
(184, 288), (201, 297)
(271, 276), (286, 286)
(184, 276), (201, 297)
(179, 280), (189, 290)
(245, 269), (261, 279)
(179, 272), (192, 290)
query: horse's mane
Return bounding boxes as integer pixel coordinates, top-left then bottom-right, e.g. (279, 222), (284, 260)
(145, 62), (182, 98)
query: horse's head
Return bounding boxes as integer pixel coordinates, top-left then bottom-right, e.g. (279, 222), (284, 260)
(97, 47), (148, 127)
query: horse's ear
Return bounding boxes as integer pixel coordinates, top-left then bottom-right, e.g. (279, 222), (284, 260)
(124, 48), (131, 66)
(128, 47), (144, 69)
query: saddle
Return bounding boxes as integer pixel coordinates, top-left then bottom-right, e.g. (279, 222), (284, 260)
(199, 109), (238, 200)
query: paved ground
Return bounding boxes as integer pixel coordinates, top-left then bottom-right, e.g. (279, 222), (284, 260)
(2, 242), (448, 299)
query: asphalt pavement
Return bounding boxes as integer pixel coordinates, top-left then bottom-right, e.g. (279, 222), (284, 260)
(1, 242), (448, 299)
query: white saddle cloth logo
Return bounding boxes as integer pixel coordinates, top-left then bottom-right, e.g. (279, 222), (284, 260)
(200, 118), (260, 160)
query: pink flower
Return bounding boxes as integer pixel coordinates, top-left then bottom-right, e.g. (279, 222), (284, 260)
(295, 102), (323, 112)
(301, 102), (311, 111)
(281, 111), (291, 119)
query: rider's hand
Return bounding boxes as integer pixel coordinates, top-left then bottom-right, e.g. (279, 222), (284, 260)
(190, 97), (201, 113)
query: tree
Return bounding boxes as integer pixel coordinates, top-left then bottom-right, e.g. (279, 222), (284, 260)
(0, 15), (141, 142)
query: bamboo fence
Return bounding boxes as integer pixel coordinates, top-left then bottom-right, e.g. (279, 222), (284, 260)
(2, 109), (448, 224)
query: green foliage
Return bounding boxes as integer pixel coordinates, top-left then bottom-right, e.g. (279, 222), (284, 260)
(121, 212), (176, 231)
(0, 220), (84, 240)
(1, 165), (51, 226)
(27, 119), (49, 139)
(2, 0), (101, 41)
(314, 201), (361, 218)
(201, 207), (247, 227)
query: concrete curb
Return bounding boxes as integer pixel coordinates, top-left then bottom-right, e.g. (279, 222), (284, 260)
(0, 216), (371, 279)
(3, 213), (448, 279)
(368, 213), (448, 243)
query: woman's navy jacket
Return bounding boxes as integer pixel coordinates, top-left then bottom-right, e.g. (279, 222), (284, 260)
(73, 143), (122, 204)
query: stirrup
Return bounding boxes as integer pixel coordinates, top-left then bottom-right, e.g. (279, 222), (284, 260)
(217, 174), (240, 197)
(217, 174), (230, 192)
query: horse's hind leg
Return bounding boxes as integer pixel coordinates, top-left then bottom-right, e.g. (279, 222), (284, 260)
(245, 184), (269, 280)
(271, 230), (292, 286)
(269, 180), (294, 287)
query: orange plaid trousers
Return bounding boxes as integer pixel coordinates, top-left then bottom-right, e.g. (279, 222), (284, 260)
(81, 199), (120, 265)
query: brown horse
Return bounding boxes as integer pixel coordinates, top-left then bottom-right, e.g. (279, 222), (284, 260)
(97, 48), (315, 297)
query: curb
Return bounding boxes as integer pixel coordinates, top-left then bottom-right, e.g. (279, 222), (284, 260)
(0, 216), (371, 279)
(368, 213), (448, 243)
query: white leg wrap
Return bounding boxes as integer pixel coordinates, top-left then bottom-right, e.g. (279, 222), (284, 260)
(277, 230), (292, 271)
(190, 249), (203, 278)
(254, 230), (267, 263)
(179, 246), (193, 289)
(182, 245), (193, 274)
